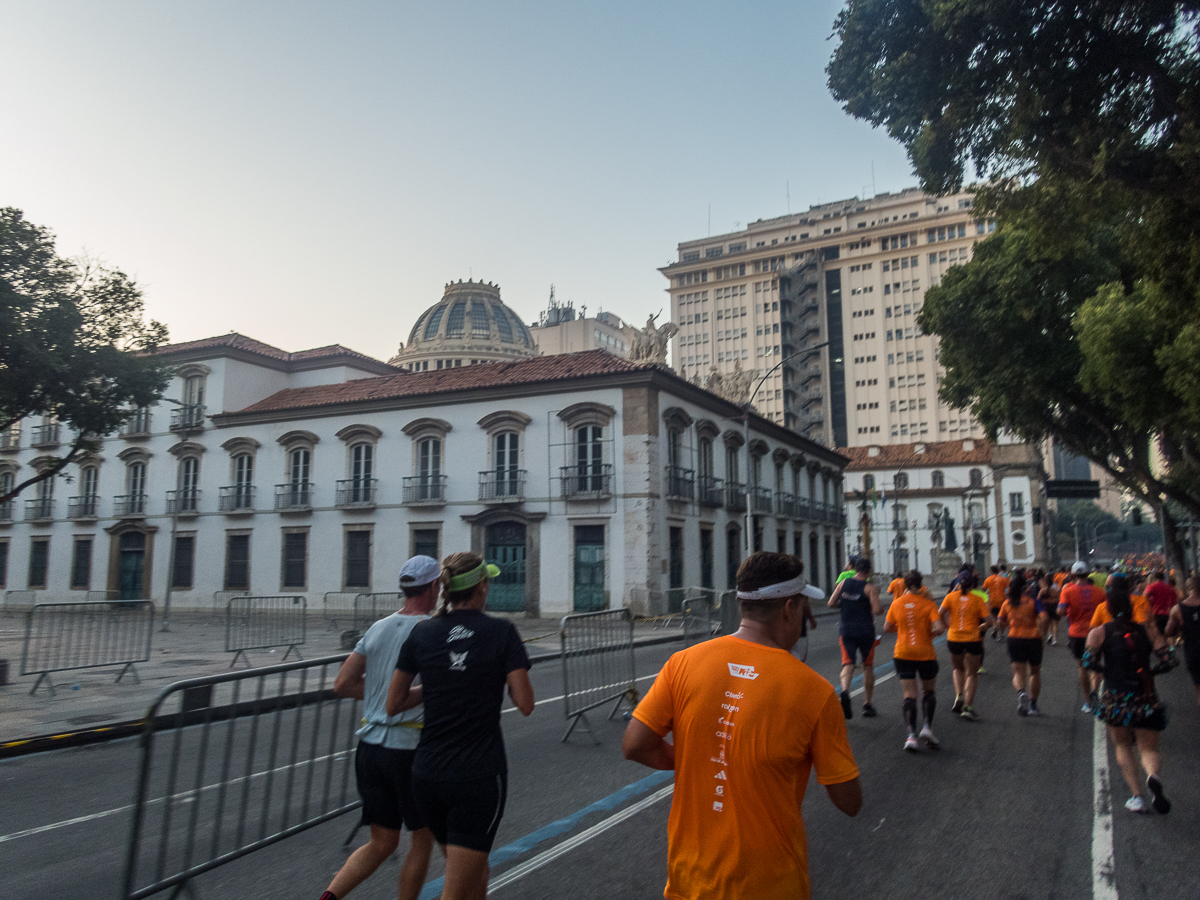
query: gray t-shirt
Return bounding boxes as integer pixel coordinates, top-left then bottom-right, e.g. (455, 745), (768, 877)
(355, 612), (426, 749)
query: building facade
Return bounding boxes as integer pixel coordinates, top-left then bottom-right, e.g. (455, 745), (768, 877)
(660, 187), (995, 448)
(841, 438), (1050, 587)
(0, 339), (847, 616)
(527, 291), (630, 358)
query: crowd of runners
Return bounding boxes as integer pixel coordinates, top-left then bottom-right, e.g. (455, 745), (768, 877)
(828, 556), (1200, 815)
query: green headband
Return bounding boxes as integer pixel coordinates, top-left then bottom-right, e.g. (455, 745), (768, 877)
(447, 562), (501, 592)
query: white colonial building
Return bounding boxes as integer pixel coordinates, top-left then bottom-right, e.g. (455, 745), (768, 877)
(841, 438), (1050, 587)
(0, 330), (847, 617)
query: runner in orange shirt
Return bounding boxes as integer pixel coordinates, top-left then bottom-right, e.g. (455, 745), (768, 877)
(999, 573), (1048, 716)
(982, 564), (1010, 641)
(939, 573), (994, 721)
(885, 570), (946, 751)
(623, 552), (861, 900)
(887, 573), (906, 600)
(1058, 562), (1106, 713)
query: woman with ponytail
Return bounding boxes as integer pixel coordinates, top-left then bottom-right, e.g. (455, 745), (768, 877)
(998, 572), (1047, 716)
(386, 552), (535, 899)
(1084, 575), (1175, 815)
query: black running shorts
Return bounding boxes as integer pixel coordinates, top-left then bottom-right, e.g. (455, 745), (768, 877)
(1185, 648), (1200, 686)
(1007, 637), (1045, 666)
(355, 741), (425, 832)
(1068, 636), (1088, 661)
(893, 657), (939, 681)
(413, 771), (508, 853)
(946, 640), (984, 657)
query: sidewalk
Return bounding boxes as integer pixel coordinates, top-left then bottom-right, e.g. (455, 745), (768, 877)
(0, 608), (689, 754)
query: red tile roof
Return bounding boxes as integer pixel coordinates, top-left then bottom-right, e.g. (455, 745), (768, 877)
(153, 333), (389, 368)
(230, 349), (651, 415)
(841, 439), (992, 470)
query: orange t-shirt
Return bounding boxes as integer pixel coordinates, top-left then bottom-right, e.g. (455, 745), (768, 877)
(1053, 572), (1069, 589)
(940, 589), (992, 643)
(1058, 582), (1105, 638)
(633, 636), (859, 900)
(888, 577), (905, 598)
(886, 592), (941, 660)
(1090, 594), (1153, 628)
(982, 574), (1010, 609)
(999, 596), (1045, 639)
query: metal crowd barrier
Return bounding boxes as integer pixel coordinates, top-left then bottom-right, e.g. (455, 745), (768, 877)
(121, 655), (360, 900)
(682, 595), (716, 646)
(321, 592), (360, 631)
(20, 599), (155, 695)
(84, 589), (120, 603)
(717, 588), (740, 636)
(225, 596), (306, 668)
(352, 592), (403, 633)
(559, 608), (637, 743)
(214, 590), (249, 614)
(4, 589), (36, 617)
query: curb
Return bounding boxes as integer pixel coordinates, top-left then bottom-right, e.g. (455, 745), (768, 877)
(0, 632), (690, 761)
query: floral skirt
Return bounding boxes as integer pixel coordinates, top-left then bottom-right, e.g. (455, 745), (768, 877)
(1093, 689), (1168, 731)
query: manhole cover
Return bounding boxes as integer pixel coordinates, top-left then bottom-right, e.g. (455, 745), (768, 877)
(67, 715), (113, 726)
(160, 659), (215, 667)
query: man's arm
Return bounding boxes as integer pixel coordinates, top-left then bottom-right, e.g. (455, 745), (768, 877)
(866, 584), (882, 616)
(507, 668), (535, 716)
(385, 669), (417, 716)
(622, 718), (675, 770)
(824, 777), (863, 817)
(827, 580), (845, 609)
(333, 652), (367, 700)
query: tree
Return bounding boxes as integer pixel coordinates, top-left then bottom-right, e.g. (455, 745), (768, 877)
(0, 208), (170, 504)
(827, 0), (1200, 573)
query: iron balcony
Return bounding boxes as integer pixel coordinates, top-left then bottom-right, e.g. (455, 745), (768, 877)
(665, 466), (695, 501)
(120, 410), (152, 437)
(219, 485), (256, 513)
(750, 486), (773, 514)
(697, 474), (724, 507)
(336, 478), (378, 508)
(67, 495), (100, 519)
(275, 483), (314, 511)
(559, 463), (613, 500)
(166, 489), (201, 515)
(114, 493), (148, 516)
(25, 497), (55, 521)
(725, 482), (747, 512)
(170, 404), (206, 431)
(402, 475), (447, 505)
(479, 470), (526, 502)
(31, 424), (60, 447)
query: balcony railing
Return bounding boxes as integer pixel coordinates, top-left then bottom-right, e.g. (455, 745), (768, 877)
(0, 429), (18, 451)
(776, 491), (796, 518)
(25, 497), (55, 520)
(750, 485), (773, 514)
(479, 470), (526, 502)
(560, 463), (613, 500)
(68, 495), (100, 519)
(31, 424), (60, 447)
(275, 482), (314, 511)
(120, 410), (152, 437)
(336, 478), (378, 507)
(166, 489), (201, 515)
(170, 404), (206, 432)
(795, 497), (812, 519)
(219, 485), (256, 513)
(664, 466), (695, 501)
(114, 493), (148, 516)
(0, 501), (12, 522)
(725, 482), (747, 512)
(403, 475), (447, 505)
(697, 474), (724, 508)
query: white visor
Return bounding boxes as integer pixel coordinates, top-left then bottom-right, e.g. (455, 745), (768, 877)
(737, 574), (823, 601)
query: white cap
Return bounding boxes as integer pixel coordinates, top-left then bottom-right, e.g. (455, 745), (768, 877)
(399, 555), (441, 587)
(1071, 561), (1088, 575)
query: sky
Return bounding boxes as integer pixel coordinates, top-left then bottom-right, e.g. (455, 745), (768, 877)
(1, 1), (914, 362)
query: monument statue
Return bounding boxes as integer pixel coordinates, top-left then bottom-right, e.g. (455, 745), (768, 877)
(623, 313), (678, 365)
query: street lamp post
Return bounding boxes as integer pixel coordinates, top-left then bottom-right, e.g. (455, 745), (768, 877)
(740, 341), (832, 551)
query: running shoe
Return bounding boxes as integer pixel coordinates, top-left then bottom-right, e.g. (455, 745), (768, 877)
(976, 664), (987, 674)
(1147, 776), (1171, 815)
(1125, 796), (1148, 814)
(861, 703), (877, 718)
(952, 695), (964, 714)
(904, 733), (919, 753)
(1017, 691), (1030, 716)
(1081, 701), (1094, 714)
(1048, 635), (1057, 646)
(919, 725), (940, 749)
(959, 705), (979, 721)
(840, 690), (853, 720)
(1026, 703), (1041, 717)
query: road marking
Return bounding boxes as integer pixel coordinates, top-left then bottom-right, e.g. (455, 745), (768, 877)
(1092, 716), (1118, 900)
(504, 671), (662, 713)
(0, 805), (135, 844)
(489, 785), (675, 892)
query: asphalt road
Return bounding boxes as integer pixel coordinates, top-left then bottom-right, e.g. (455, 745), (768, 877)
(3, 622), (1198, 900)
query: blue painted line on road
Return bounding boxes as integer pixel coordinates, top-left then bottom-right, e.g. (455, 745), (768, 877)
(417, 769), (674, 900)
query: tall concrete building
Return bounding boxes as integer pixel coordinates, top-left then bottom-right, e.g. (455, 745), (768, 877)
(527, 289), (630, 358)
(660, 187), (995, 448)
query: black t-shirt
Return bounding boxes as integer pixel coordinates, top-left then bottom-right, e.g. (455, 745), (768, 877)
(396, 608), (531, 779)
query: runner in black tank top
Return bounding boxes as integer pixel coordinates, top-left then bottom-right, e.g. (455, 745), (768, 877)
(828, 558), (882, 718)
(1166, 573), (1200, 711)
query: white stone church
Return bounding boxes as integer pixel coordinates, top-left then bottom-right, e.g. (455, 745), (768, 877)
(0, 281), (847, 618)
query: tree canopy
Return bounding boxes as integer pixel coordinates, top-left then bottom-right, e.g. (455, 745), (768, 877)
(1, 208), (170, 503)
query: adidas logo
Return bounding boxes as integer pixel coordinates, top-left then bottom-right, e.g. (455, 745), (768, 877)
(447, 625), (475, 643)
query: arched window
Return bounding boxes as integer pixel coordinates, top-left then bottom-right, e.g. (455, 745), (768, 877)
(557, 402), (615, 499)
(177, 456), (200, 512)
(893, 503), (908, 529)
(863, 474), (875, 491)
(126, 460), (147, 514)
(969, 468), (983, 488)
(931, 469), (945, 488)
(894, 472), (909, 490)
(349, 443), (374, 502)
(233, 453), (254, 507)
(444, 299), (467, 338)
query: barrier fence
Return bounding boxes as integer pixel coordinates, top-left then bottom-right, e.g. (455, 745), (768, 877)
(121, 655), (360, 900)
(352, 592), (403, 634)
(320, 592), (359, 631)
(84, 589), (120, 603)
(224, 596), (307, 668)
(559, 608), (637, 743)
(20, 599), (155, 695)
(214, 591), (249, 616)
(3, 590), (36, 617)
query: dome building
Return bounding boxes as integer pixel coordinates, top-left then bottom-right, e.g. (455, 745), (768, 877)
(391, 279), (538, 371)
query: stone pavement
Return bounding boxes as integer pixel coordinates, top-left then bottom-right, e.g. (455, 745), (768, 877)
(0, 607), (689, 748)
